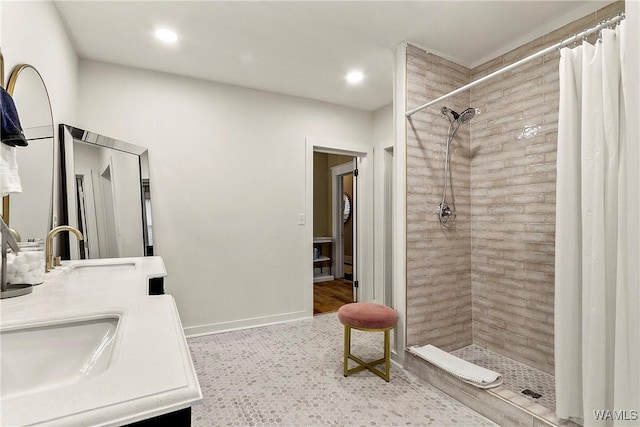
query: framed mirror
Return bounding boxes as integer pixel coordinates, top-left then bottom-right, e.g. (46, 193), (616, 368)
(1, 64), (55, 241)
(60, 125), (154, 260)
(342, 192), (351, 223)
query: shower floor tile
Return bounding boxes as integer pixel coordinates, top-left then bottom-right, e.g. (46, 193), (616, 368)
(451, 344), (556, 412)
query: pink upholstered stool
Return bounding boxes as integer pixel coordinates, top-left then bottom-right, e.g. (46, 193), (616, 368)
(337, 302), (398, 382)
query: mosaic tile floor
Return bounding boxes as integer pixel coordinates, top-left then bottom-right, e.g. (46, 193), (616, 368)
(188, 314), (497, 427)
(451, 345), (556, 411)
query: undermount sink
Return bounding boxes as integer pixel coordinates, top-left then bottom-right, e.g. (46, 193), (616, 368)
(1, 315), (120, 399)
(65, 262), (136, 275)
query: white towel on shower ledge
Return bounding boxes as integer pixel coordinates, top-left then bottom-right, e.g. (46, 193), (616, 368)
(409, 344), (503, 389)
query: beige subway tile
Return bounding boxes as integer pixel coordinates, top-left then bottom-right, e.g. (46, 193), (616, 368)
(523, 204), (556, 215)
(525, 242), (555, 254)
(596, 1), (625, 21)
(524, 142), (557, 155)
(488, 257), (527, 271)
(504, 36), (545, 63)
(502, 304), (549, 323)
(533, 417), (556, 427)
(524, 223), (555, 233)
(504, 268), (549, 283)
(544, 13), (596, 46)
(505, 193), (545, 204)
(524, 162), (556, 174)
(472, 54), (505, 77)
(544, 87), (560, 106)
(406, 43), (427, 55)
(503, 174), (547, 187)
(457, 392), (504, 425)
(527, 337), (554, 355)
(504, 75), (544, 98)
(506, 323), (554, 345)
(543, 192), (556, 205)
(525, 261), (555, 274)
(519, 59), (546, 82)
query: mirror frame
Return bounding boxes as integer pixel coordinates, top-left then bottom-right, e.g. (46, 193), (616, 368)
(1, 52), (6, 225)
(2, 63), (54, 229)
(59, 124), (152, 260)
(343, 192), (351, 224)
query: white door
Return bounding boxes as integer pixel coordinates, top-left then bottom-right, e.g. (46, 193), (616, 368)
(331, 159), (359, 301)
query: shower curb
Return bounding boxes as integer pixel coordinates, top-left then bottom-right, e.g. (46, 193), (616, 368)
(404, 351), (580, 427)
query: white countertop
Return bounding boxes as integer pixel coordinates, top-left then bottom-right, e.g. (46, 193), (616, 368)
(0, 256), (202, 426)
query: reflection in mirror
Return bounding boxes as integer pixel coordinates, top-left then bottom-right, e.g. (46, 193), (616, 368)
(2, 65), (55, 240)
(60, 125), (153, 260)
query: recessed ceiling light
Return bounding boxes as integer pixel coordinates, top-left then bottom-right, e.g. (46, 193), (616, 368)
(346, 70), (364, 85)
(155, 28), (178, 43)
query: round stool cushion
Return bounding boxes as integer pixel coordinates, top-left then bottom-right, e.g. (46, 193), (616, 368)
(338, 303), (398, 330)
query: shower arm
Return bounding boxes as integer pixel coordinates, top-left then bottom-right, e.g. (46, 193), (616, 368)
(405, 13), (626, 118)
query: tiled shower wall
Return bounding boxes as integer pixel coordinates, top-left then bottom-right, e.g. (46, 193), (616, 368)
(405, 1), (625, 374)
(405, 44), (472, 350)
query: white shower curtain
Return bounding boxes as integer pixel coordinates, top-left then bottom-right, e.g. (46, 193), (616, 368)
(556, 21), (639, 427)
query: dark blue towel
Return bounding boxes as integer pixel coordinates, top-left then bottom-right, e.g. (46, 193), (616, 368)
(1, 86), (28, 147)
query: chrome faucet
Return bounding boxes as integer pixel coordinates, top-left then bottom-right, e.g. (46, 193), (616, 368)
(46, 226), (84, 272)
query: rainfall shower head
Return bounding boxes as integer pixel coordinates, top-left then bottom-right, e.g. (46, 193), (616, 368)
(457, 107), (476, 124)
(441, 106), (477, 124)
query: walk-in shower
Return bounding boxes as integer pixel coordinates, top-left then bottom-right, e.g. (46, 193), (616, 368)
(437, 106), (476, 228)
(403, 4), (628, 426)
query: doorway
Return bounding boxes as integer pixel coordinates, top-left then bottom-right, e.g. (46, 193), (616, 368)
(312, 152), (356, 314)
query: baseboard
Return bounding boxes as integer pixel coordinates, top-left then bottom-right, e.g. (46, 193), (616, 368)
(184, 310), (310, 338)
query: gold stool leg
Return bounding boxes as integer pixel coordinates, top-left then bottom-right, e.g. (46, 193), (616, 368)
(342, 326), (394, 381)
(384, 329), (391, 382)
(343, 325), (351, 376)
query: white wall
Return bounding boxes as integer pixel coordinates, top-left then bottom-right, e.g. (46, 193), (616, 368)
(76, 60), (374, 333)
(372, 103), (393, 304)
(1, 0), (79, 230)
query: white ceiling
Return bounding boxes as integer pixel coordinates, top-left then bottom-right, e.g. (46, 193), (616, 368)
(53, 1), (613, 111)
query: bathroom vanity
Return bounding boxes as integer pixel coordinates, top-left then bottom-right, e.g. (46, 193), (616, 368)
(0, 256), (202, 426)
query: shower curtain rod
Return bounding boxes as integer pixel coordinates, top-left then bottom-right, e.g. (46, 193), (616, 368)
(405, 12), (626, 118)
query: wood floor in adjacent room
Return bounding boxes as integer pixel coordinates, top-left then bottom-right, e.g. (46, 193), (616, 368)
(313, 278), (353, 315)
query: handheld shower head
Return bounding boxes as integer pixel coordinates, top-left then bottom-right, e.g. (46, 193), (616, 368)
(457, 108), (476, 124)
(441, 106), (477, 124)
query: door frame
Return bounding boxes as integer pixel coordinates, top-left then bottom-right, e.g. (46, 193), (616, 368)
(75, 168), (100, 259)
(304, 137), (373, 317)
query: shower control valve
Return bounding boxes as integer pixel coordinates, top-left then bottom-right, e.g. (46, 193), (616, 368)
(437, 202), (455, 223)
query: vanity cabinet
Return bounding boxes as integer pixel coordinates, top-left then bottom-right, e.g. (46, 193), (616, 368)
(0, 257), (202, 427)
(313, 237), (334, 283)
(125, 407), (191, 427)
